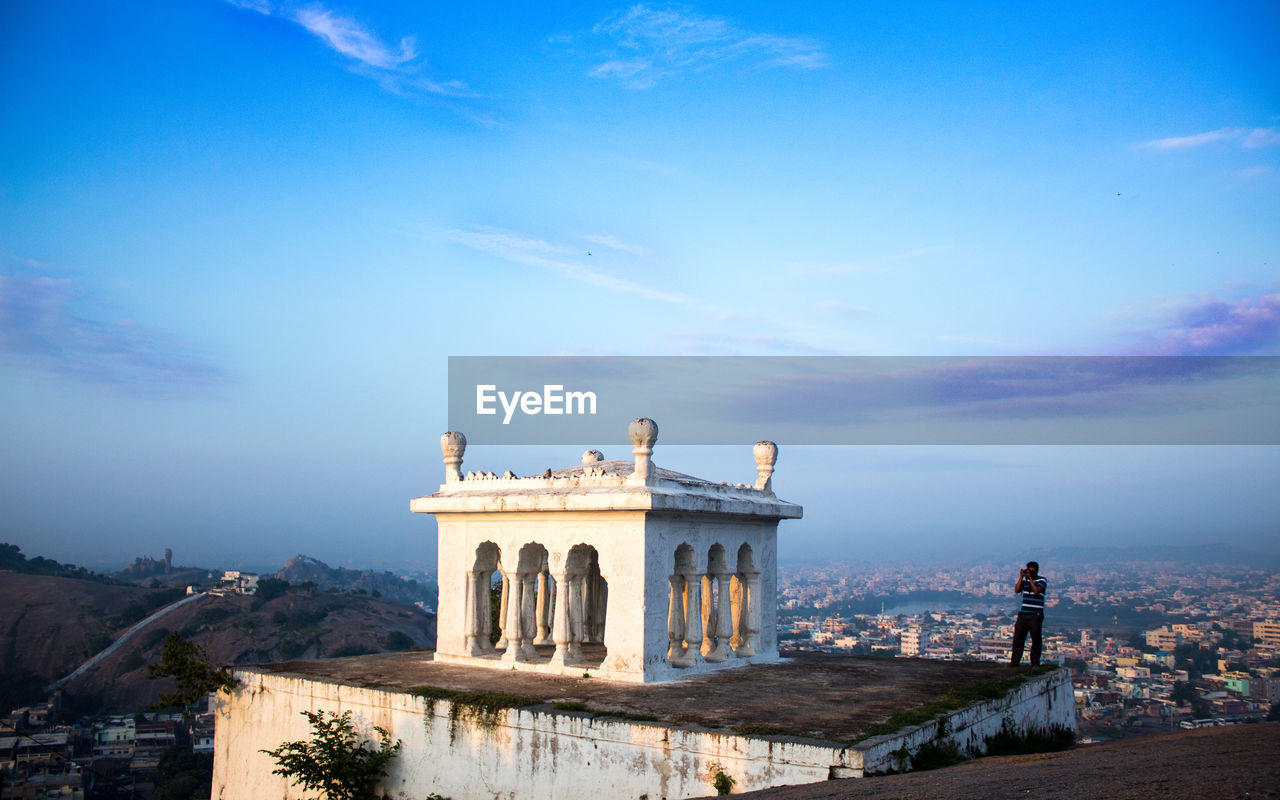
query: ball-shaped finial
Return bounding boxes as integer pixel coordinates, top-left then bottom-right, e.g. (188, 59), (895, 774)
(582, 449), (604, 465)
(753, 440), (778, 469)
(440, 431), (467, 459)
(628, 418), (659, 449)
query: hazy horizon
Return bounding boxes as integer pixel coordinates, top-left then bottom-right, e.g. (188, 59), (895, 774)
(2, 3), (1277, 573)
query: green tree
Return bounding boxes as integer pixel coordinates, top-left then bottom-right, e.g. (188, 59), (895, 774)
(384, 631), (413, 652)
(1170, 681), (1198, 706)
(154, 747), (214, 800)
(0, 668), (47, 714)
(261, 710), (402, 800)
(252, 577), (290, 608)
(147, 633), (237, 716)
(255, 577), (290, 601)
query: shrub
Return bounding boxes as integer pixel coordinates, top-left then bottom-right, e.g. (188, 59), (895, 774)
(147, 633), (237, 717)
(384, 631), (413, 652)
(261, 710), (401, 800)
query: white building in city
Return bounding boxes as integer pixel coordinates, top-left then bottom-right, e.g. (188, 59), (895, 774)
(410, 417), (802, 683)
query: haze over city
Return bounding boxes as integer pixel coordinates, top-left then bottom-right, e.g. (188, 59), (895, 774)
(2, 2), (1278, 573)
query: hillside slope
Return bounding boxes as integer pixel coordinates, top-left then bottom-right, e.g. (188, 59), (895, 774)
(275, 555), (437, 608)
(1, 574), (436, 711)
(0, 574), (172, 681)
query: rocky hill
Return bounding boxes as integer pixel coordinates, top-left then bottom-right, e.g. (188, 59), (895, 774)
(0, 572), (437, 713)
(274, 555), (437, 608)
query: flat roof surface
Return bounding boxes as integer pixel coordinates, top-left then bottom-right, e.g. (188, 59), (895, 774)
(251, 651), (1024, 742)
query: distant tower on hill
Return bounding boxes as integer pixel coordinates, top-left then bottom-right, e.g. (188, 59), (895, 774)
(164, 547), (173, 573)
(410, 417), (802, 683)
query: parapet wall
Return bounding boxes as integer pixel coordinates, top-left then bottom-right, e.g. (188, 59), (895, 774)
(851, 666), (1075, 775)
(211, 667), (1074, 799)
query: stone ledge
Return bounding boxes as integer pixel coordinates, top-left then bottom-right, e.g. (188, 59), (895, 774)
(248, 650), (1055, 742)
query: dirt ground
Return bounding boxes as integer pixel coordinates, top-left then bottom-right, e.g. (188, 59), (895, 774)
(709, 723), (1280, 800)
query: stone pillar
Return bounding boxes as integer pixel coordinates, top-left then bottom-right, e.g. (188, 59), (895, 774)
(502, 573), (526, 663)
(733, 573), (755, 657)
(463, 570), (478, 655)
(667, 574), (688, 664)
(441, 431), (466, 483)
(595, 577), (607, 643)
(682, 569), (703, 662)
(519, 574), (539, 659)
(475, 572), (493, 654)
(548, 571), (580, 667)
(534, 570), (553, 645)
(729, 575), (745, 652)
(706, 572), (734, 661)
(546, 574), (557, 640)
(739, 571), (763, 656)
(566, 574), (585, 663)
(699, 575), (713, 657)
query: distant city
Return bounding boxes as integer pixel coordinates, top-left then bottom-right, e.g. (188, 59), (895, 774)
(776, 557), (1280, 738)
(4, 546), (1278, 797)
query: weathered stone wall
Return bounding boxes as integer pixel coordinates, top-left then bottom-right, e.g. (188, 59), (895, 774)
(853, 667), (1076, 775)
(211, 668), (1073, 799)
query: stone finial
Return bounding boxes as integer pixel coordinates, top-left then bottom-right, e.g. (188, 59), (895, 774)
(441, 431), (467, 483)
(627, 418), (658, 485)
(581, 449), (604, 465)
(753, 440), (778, 493)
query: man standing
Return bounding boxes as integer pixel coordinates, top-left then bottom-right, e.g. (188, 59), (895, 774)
(1011, 560), (1047, 667)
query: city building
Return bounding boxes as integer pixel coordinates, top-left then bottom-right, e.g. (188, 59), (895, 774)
(1254, 619), (1280, 648)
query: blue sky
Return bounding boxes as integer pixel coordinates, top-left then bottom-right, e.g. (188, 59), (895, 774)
(1, 1), (1278, 573)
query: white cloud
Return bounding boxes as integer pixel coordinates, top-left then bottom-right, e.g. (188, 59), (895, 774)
(583, 233), (648, 256)
(224, 1), (470, 98)
(293, 7), (416, 69)
(225, 0), (272, 15)
(1138, 126), (1280, 151)
(443, 227), (687, 304)
(0, 274), (226, 394)
(586, 4), (827, 87)
(1121, 290), (1280, 355)
(590, 58), (652, 81)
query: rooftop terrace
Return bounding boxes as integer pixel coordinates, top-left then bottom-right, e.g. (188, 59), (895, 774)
(252, 650), (1034, 742)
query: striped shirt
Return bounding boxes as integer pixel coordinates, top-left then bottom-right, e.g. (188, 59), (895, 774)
(1018, 575), (1048, 615)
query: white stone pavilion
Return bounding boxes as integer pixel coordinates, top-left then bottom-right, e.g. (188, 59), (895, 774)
(410, 418), (802, 683)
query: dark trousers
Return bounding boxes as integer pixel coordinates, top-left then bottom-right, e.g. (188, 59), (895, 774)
(1011, 612), (1043, 666)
